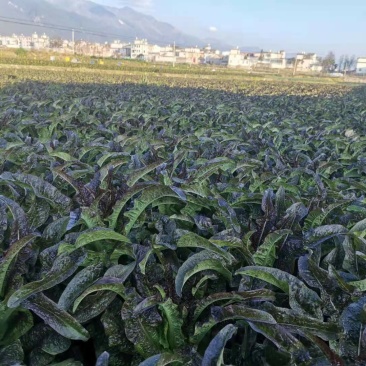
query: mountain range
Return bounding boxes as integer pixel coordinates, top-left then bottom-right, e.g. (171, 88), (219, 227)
(0, 0), (239, 50)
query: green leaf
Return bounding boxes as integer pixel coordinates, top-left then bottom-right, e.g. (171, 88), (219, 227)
(288, 280), (322, 319)
(22, 293), (89, 341)
(41, 331), (71, 355)
(99, 158), (129, 183)
(28, 197), (50, 230)
(122, 296), (162, 358)
(127, 160), (163, 187)
(124, 185), (182, 234)
(202, 324), (237, 366)
(107, 183), (152, 230)
(215, 304), (276, 324)
(349, 278), (366, 291)
(304, 200), (353, 230)
(50, 151), (76, 162)
(278, 202), (308, 230)
(73, 292), (116, 324)
(0, 308), (33, 346)
(248, 322), (309, 361)
(75, 228), (130, 248)
(58, 263), (104, 311)
(29, 347), (55, 365)
(192, 304), (276, 344)
(0, 234), (39, 298)
(274, 186), (286, 219)
(193, 290), (276, 322)
(339, 296), (366, 359)
(350, 218), (366, 233)
(236, 266), (319, 297)
(264, 303), (341, 341)
(1, 173), (71, 212)
(0, 195), (29, 237)
(139, 249), (154, 275)
(42, 216), (69, 242)
(253, 229), (291, 267)
(192, 157), (234, 182)
(175, 250), (232, 297)
(177, 232), (235, 264)
(97, 152), (129, 167)
(73, 264), (135, 322)
(72, 278), (126, 312)
(0, 340), (24, 366)
(192, 274), (218, 297)
(7, 249), (86, 308)
(158, 298), (185, 350)
(305, 224), (348, 248)
(328, 264), (355, 293)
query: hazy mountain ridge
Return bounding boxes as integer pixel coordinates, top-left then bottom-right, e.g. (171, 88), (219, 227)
(0, 0), (235, 49)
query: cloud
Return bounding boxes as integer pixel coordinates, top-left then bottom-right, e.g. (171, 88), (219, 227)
(209, 26), (218, 32)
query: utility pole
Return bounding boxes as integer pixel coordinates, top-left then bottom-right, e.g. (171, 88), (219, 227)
(72, 29), (75, 55)
(173, 41), (176, 67)
(292, 57), (298, 76)
(293, 54), (303, 76)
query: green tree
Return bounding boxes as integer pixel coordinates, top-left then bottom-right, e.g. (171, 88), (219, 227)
(338, 55), (345, 71)
(14, 48), (28, 57)
(50, 37), (63, 49)
(321, 51), (336, 72)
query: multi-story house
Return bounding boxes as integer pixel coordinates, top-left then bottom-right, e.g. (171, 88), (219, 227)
(184, 47), (202, 64)
(130, 38), (149, 59)
(228, 49), (286, 69)
(292, 53), (322, 72)
(0, 33), (50, 49)
(32, 33), (50, 49)
(356, 58), (366, 75)
(228, 49), (257, 68)
(253, 50), (286, 69)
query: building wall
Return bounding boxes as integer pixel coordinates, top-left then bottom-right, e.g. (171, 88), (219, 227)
(131, 39), (149, 59)
(228, 50), (286, 69)
(0, 33), (50, 49)
(296, 54), (321, 71)
(356, 58), (366, 74)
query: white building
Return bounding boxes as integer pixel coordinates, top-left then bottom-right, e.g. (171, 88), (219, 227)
(293, 53), (322, 72)
(228, 49), (286, 69)
(228, 49), (243, 67)
(356, 57), (366, 75)
(254, 50), (286, 69)
(0, 32), (50, 49)
(110, 40), (125, 50)
(131, 38), (149, 59)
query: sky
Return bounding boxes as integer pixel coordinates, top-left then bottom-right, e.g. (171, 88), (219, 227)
(94, 0), (366, 56)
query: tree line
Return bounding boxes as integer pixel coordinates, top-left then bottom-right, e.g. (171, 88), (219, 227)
(321, 51), (357, 73)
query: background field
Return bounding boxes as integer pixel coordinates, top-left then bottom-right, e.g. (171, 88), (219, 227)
(1, 62), (366, 366)
(2, 48), (366, 86)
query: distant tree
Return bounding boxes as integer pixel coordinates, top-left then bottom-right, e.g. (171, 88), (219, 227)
(343, 55), (350, 72)
(259, 49), (264, 61)
(342, 54), (357, 74)
(338, 55), (345, 71)
(50, 37), (63, 49)
(321, 51), (336, 72)
(348, 55), (356, 71)
(15, 48), (28, 57)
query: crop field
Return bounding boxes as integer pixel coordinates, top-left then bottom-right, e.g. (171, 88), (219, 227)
(1, 68), (366, 366)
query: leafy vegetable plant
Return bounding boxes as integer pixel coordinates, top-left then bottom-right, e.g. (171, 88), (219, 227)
(1, 77), (366, 365)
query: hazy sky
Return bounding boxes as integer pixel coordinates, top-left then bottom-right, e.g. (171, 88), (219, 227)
(94, 0), (366, 56)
